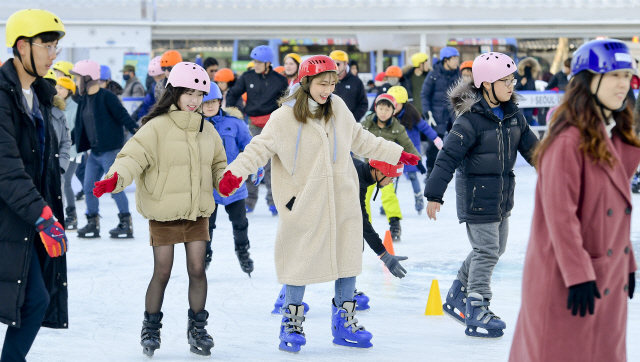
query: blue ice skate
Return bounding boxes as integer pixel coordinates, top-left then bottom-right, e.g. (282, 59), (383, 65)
(464, 293), (506, 339)
(331, 300), (373, 349)
(443, 279), (467, 325)
(271, 285), (309, 315)
(269, 205), (278, 216)
(354, 290), (370, 311)
(279, 305), (306, 353)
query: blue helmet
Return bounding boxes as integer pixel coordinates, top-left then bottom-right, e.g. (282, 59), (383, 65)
(571, 39), (636, 76)
(250, 45), (274, 63)
(202, 82), (223, 103)
(100, 65), (111, 80)
(440, 47), (460, 60)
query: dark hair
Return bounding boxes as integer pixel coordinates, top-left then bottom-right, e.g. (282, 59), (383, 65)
(12, 31), (61, 56)
(349, 60), (358, 70)
(397, 102), (421, 130)
(141, 85), (192, 125)
(533, 71), (640, 168)
(564, 58), (572, 68)
(367, 80), (374, 86)
(376, 99), (394, 109)
(204, 57), (218, 69)
(277, 72), (339, 124)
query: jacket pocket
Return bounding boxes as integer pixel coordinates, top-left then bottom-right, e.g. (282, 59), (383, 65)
(150, 171), (168, 200)
(466, 176), (501, 215)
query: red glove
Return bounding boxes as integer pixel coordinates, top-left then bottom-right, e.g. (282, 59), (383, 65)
(219, 171), (243, 197)
(399, 151), (420, 166)
(93, 172), (118, 198)
(36, 206), (67, 258)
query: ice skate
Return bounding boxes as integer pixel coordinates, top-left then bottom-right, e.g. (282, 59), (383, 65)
(269, 204), (278, 216)
(632, 172), (639, 194)
(354, 290), (370, 311)
(271, 285), (309, 315)
(109, 213), (133, 239)
(279, 304), (306, 353)
(233, 227), (253, 276)
(187, 309), (214, 357)
(77, 214), (100, 238)
(331, 300), (373, 349)
(389, 217), (401, 242)
(65, 206), (77, 230)
(141, 311), (162, 358)
(464, 293), (505, 339)
(443, 279), (467, 325)
(414, 192), (424, 215)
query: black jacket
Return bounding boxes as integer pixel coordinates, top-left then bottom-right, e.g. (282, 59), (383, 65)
(420, 63), (461, 135)
(353, 158), (387, 255)
(545, 71), (569, 91)
(226, 67), (288, 118)
(424, 80), (539, 223)
(0, 60), (68, 329)
(333, 72), (369, 122)
(75, 88), (138, 153)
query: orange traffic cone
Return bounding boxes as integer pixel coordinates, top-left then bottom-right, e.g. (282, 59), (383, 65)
(382, 230), (395, 255)
(425, 279), (444, 315)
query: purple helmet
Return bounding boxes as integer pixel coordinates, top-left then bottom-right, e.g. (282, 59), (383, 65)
(571, 39), (636, 76)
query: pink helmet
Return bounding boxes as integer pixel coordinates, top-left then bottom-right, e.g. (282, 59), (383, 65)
(148, 56), (163, 77)
(71, 60), (101, 81)
(472, 52), (516, 88)
(165, 62), (210, 93)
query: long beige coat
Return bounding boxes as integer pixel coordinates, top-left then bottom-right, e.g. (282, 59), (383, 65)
(226, 95), (403, 285)
(107, 105), (228, 221)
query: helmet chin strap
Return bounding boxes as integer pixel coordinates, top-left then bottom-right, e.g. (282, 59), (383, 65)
(482, 83), (501, 107)
(16, 39), (41, 78)
(593, 74), (627, 122)
(373, 172), (387, 201)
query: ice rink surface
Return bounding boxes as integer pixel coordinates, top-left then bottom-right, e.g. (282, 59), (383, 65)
(2, 165), (639, 361)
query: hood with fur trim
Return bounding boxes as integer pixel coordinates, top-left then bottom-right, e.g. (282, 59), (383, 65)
(53, 95), (66, 111)
(448, 79), (520, 117)
(223, 106), (243, 120)
(517, 57), (540, 78)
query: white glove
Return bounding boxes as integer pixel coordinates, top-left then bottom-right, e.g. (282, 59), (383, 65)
(427, 111), (437, 127)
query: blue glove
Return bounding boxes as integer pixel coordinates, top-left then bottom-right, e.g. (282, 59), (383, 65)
(251, 167), (265, 186)
(416, 161), (427, 175)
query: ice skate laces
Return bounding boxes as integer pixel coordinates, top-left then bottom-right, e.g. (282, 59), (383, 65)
(339, 307), (366, 333)
(190, 320), (212, 341)
(282, 307), (305, 336)
(471, 299), (501, 324)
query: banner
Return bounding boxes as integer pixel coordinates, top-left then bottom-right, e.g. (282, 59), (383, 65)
(123, 53), (150, 91)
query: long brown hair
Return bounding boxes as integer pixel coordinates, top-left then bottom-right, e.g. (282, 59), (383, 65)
(533, 71), (640, 168)
(397, 102), (422, 130)
(277, 72), (339, 124)
(141, 85), (191, 125)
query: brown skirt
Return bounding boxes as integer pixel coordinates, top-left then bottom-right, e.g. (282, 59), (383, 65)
(148, 217), (210, 246)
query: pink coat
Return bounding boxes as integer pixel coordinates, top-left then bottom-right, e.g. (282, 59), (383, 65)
(509, 125), (640, 362)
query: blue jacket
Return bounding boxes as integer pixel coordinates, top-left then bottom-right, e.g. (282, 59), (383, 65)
(396, 108), (438, 173)
(206, 110), (253, 205)
(133, 81), (156, 121)
(420, 62), (460, 135)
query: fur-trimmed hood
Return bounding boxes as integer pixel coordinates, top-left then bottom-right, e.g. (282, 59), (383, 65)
(223, 106), (243, 120)
(448, 79), (520, 117)
(53, 95), (66, 111)
(517, 57), (540, 78)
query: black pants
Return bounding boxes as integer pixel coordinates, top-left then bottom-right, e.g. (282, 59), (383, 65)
(207, 199), (249, 251)
(425, 133), (445, 178)
(1, 249), (50, 362)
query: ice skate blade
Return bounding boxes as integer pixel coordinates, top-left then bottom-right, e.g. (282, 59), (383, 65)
(279, 341), (301, 353)
(190, 346), (212, 358)
(110, 234), (134, 239)
(464, 325), (504, 339)
(142, 347), (155, 358)
(443, 303), (466, 326)
(332, 338), (373, 349)
(78, 233), (100, 238)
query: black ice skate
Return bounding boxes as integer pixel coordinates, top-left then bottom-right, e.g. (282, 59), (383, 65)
(65, 206), (77, 230)
(141, 311), (163, 358)
(78, 214), (100, 238)
(389, 217), (401, 242)
(233, 227), (253, 276)
(109, 213), (133, 239)
(187, 309), (214, 357)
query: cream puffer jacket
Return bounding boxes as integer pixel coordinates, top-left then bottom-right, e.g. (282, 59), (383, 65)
(107, 105), (228, 221)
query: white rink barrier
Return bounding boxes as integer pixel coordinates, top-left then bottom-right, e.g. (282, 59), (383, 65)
(122, 97), (144, 116)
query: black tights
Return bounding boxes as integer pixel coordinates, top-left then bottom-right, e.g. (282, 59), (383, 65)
(145, 241), (207, 314)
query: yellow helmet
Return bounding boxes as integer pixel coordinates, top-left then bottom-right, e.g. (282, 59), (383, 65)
(411, 52), (429, 68)
(387, 86), (409, 104)
(53, 60), (75, 80)
(284, 53), (302, 65)
(56, 77), (76, 94)
(247, 61), (255, 69)
(329, 50), (349, 63)
(44, 69), (56, 81)
(5, 9), (65, 48)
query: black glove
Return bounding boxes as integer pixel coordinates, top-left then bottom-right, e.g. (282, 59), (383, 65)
(416, 161), (427, 175)
(630, 272), (635, 299)
(380, 252), (408, 278)
(567, 281), (600, 317)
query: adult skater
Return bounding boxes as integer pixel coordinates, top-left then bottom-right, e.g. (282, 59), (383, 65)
(92, 62), (227, 358)
(424, 52), (539, 338)
(217, 55), (418, 353)
(0, 9), (69, 361)
(510, 39), (640, 362)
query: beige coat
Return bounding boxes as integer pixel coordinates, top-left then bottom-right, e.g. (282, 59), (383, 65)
(107, 105), (228, 221)
(226, 95), (403, 285)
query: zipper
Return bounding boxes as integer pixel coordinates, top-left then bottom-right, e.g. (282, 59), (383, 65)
(507, 127), (511, 160)
(450, 130), (464, 145)
(470, 185), (476, 210)
(497, 121), (504, 216)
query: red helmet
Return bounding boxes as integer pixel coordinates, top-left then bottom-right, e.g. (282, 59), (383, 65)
(369, 159), (404, 178)
(374, 93), (398, 110)
(298, 55), (338, 82)
(374, 72), (386, 81)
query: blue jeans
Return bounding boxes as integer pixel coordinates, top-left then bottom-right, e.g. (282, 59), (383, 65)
(406, 171), (422, 194)
(285, 277), (356, 308)
(84, 149), (129, 215)
(1, 249), (50, 362)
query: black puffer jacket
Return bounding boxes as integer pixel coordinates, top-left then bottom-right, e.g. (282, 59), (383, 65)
(424, 80), (539, 223)
(353, 158), (386, 256)
(333, 72), (369, 122)
(420, 62), (461, 135)
(226, 66), (288, 118)
(0, 60), (68, 329)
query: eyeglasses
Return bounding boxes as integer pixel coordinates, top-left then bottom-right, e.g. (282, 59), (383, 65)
(500, 78), (517, 87)
(31, 42), (61, 56)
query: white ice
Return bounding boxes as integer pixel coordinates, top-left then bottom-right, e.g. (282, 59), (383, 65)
(2, 164), (639, 361)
